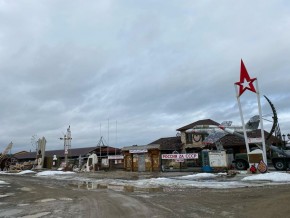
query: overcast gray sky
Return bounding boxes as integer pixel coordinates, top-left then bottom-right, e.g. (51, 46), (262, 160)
(1, 0), (290, 153)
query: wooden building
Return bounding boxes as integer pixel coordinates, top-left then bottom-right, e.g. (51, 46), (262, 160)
(122, 144), (160, 172)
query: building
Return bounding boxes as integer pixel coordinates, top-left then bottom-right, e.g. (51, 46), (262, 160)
(14, 146), (122, 170)
(176, 118), (281, 161)
(148, 137), (185, 170)
(176, 119), (220, 153)
(122, 144), (160, 172)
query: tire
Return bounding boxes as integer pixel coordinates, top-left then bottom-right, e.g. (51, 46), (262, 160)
(273, 159), (286, 171)
(235, 160), (248, 170)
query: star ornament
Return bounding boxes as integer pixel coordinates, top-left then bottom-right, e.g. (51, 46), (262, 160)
(235, 60), (257, 97)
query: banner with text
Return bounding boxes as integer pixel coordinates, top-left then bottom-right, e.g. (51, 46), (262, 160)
(161, 153), (198, 160)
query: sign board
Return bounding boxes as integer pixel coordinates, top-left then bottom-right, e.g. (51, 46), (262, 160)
(248, 149), (263, 163)
(175, 159), (184, 162)
(161, 153), (198, 159)
(209, 151), (228, 167)
(102, 158), (109, 166)
(248, 137), (263, 143)
(129, 149), (148, 153)
(248, 154), (263, 163)
(108, 155), (124, 160)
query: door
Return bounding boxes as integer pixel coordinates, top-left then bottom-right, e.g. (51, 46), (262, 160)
(138, 154), (145, 172)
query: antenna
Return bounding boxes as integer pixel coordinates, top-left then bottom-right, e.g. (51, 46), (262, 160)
(31, 134), (38, 152)
(59, 125), (72, 167)
(115, 120), (117, 156)
(107, 118), (109, 156)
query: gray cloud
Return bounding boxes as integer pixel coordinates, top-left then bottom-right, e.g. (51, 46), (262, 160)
(0, 1), (290, 152)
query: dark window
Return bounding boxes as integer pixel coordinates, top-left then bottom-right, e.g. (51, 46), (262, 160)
(186, 133), (193, 143)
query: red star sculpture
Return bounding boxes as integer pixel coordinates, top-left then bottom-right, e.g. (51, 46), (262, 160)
(235, 59), (257, 97)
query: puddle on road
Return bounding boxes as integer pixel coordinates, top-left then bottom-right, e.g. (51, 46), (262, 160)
(69, 181), (164, 193)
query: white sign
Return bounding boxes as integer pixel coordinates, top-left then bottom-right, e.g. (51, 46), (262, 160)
(248, 138), (263, 143)
(175, 159), (184, 162)
(161, 153), (198, 159)
(102, 158), (109, 166)
(108, 155), (124, 160)
(209, 151), (228, 167)
(129, 149), (148, 153)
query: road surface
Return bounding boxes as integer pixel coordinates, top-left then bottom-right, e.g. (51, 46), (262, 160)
(1, 172), (290, 217)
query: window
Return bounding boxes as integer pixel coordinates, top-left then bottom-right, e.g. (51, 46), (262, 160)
(186, 133), (193, 143)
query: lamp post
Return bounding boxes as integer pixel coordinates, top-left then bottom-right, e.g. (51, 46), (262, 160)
(60, 126), (72, 167)
(60, 134), (67, 166)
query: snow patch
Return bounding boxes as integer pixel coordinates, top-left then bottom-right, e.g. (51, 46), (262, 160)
(17, 170), (36, 175)
(0, 180), (9, 184)
(36, 198), (56, 203)
(17, 203), (30, 207)
(36, 171), (76, 176)
(20, 212), (52, 218)
(59, 197), (73, 201)
(242, 172), (290, 182)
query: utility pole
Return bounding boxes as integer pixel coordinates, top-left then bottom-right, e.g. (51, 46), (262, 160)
(60, 126), (72, 167)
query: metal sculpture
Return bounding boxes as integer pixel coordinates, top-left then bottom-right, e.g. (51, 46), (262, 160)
(263, 95), (282, 142)
(0, 142), (15, 171)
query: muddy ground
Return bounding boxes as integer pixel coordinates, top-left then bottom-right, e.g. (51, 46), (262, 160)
(1, 171), (290, 218)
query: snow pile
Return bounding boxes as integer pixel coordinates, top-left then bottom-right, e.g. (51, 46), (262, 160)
(17, 170), (36, 175)
(103, 173), (250, 189)
(242, 172), (290, 182)
(130, 177), (249, 189)
(3, 170), (290, 189)
(179, 173), (218, 179)
(0, 180), (9, 185)
(36, 171), (76, 176)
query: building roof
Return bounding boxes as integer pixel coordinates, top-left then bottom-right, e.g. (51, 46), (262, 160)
(176, 119), (220, 131)
(220, 135), (246, 147)
(148, 137), (182, 150)
(14, 146), (121, 160)
(122, 144), (160, 151)
(220, 129), (281, 147)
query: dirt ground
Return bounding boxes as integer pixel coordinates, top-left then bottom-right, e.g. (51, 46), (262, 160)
(1, 171), (290, 218)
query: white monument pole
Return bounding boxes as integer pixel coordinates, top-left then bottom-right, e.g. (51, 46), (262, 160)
(235, 59), (267, 167)
(255, 80), (267, 165)
(235, 85), (251, 155)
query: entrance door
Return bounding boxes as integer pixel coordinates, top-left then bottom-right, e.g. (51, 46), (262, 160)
(152, 154), (159, 171)
(138, 154), (145, 172)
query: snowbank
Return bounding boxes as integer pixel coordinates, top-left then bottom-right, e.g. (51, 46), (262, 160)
(36, 171), (76, 176)
(242, 172), (290, 182)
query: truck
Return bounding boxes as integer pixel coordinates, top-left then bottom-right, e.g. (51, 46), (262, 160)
(233, 145), (290, 171)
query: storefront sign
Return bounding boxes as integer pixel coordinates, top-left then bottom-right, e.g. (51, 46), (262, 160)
(129, 149), (148, 153)
(108, 155), (124, 160)
(248, 137), (262, 143)
(175, 159), (184, 162)
(161, 153), (198, 159)
(209, 151), (227, 167)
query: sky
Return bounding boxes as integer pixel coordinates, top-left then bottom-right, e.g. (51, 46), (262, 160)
(0, 0), (290, 153)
